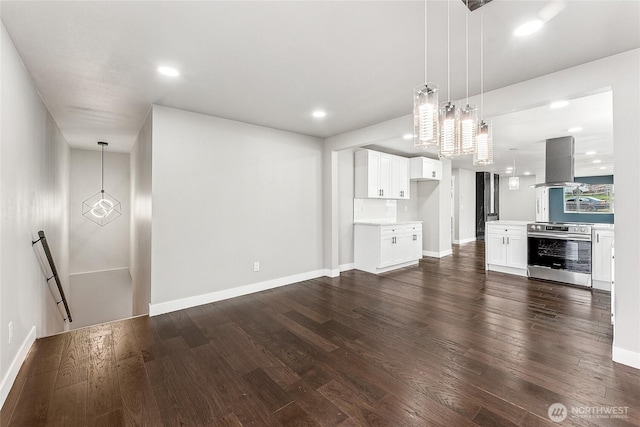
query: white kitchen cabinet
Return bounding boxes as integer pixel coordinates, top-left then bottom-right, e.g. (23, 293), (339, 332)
(592, 228), (615, 291)
(409, 156), (442, 181)
(355, 149), (410, 199)
(354, 222), (422, 274)
(485, 223), (528, 276)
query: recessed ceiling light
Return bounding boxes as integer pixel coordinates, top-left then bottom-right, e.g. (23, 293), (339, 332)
(524, 172), (531, 176)
(403, 134), (414, 140)
(592, 159), (602, 164)
(157, 66), (180, 77)
(599, 166), (606, 170)
(586, 151), (597, 155)
(568, 127), (583, 132)
(549, 100), (569, 109)
(312, 111), (326, 118)
(514, 19), (544, 37)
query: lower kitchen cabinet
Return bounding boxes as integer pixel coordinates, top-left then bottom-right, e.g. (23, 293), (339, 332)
(592, 228), (614, 291)
(354, 222), (422, 274)
(485, 223), (527, 276)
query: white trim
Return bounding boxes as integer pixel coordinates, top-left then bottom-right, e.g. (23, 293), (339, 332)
(1, 326), (36, 408)
(69, 266), (130, 277)
(149, 269), (326, 316)
(324, 268), (340, 278)
(339, 263), (354, 272)
(423, 249), (453, 258)
(613, 346), (640, 369)
(453, 237), (476, 244)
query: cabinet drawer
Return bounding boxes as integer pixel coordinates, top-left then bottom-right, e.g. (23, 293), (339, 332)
(404, 224), (422, 234)
(380, 225), (405, 236)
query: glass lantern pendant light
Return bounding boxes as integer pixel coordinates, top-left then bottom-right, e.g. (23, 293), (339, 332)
(474, 6), (494, 165)
(413, 0), (439, 148)
(459, 0), (478, 155)
(82, 141), (122, 226)
(439, 0), (460, 158)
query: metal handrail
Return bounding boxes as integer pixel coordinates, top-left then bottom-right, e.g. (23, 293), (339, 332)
(32, 230), (72, 322)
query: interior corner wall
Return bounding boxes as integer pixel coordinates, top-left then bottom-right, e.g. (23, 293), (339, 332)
(130, 110), (152, 316)
(498, 175), (536, 221)
(1, 23), (70, 406)
(69, 149), (130, 274)
(149, 106), (324, 313)
(453, 168), (476, 244)
(337, 148), (356, 269)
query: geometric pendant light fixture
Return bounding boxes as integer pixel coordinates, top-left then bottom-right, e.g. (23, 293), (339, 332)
(82, 141), (122, 226)
(413, 0), (439, 149)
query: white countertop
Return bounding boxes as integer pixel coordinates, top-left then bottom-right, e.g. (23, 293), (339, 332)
(486, 220), (530, 226)
(354, 221), (423, 226)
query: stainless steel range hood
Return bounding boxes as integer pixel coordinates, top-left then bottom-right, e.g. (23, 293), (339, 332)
(534, 136), (582, 188)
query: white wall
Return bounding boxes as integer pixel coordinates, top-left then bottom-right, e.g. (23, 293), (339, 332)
(452, 168), (476, 244)
(150, 106), (324, 312)
(1, 23), (70, 405)
(68, 269), (132, 329)
(130, 110), (152, 316)
(69, 148), (130, 273)
(498, 175), (536, 221)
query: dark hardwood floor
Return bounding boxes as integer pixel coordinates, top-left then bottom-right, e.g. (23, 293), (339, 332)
(2, 242), (639, 426)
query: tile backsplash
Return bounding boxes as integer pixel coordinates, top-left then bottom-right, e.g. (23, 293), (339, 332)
(353, 199), (397, 223)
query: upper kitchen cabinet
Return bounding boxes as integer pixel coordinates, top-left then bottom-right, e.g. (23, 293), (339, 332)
(410, 157), (442, 181)
(355, 149), (410, 199)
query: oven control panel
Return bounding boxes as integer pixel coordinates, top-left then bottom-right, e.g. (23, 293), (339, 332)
(527, 223), (592, 235)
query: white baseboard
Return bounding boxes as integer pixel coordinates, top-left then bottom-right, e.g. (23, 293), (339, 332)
(423, 249), (453, 258)
(339, 263), (354, 272)
(613, 345), (640, 369)
(1, 326), (36, 409)
(149, 269), (326, 316)
(69, 266), (130, 277)
(324, 268), (340, 278)
(453, 237), (476, 244)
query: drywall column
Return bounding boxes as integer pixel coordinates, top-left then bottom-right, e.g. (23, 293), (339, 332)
(452, 168), (476, 244)
(417, 160), (452, 258)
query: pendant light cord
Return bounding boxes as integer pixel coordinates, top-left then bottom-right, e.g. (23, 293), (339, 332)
(447, 0), (451, 101)
(101, 143), (105, 194)
(465, 0), (469, 105)
(480, 9), (484, 118)
(424, 0), (427, 83)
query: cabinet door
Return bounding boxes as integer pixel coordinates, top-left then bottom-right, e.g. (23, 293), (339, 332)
(379, 153), (391, 198)
(397, 157), (410, 199)
(379, 235), (395, 267)
(391, 233), (408, 264)
(535, 188), (549, 222)
(367, 150), (382, 198)
(506, 233), (527, 269)
(486, 233), (506, 266)
(406, 231), (422, 261)
(593, 231), (615, 282)
(389, 155), (400, 199)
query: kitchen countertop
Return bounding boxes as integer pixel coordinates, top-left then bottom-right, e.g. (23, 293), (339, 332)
(354, 221), (423, 226)
(486, 220), (530, 227)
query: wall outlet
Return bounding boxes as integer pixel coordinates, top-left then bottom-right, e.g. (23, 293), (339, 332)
(8, 322), (13, 344)
(253, 262), (260, 272)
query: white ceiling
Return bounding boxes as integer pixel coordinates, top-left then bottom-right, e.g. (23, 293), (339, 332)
(1, 1), (638, 174)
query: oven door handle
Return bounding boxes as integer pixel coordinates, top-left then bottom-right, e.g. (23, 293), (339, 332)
(527, 232), (591, 241)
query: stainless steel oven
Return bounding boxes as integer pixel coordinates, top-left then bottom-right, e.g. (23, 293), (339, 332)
(527, 223), (592, 287)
